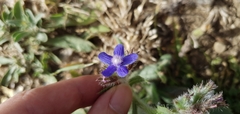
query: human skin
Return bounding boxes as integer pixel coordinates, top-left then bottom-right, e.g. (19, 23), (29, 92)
(0, 75), (132, 114)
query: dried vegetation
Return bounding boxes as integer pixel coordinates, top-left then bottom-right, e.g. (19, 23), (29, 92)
(0, 0), (240, 113)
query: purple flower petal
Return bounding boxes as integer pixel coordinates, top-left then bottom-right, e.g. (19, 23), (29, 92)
(101, 65), (117, 77)
(117, 66), (128, 77)
(114, 44), (124, 56)
(122, 53), (138, 65)
(98, 52), (112, 65)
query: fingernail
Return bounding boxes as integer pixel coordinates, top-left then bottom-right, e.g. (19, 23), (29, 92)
(109, 84), (132, 114)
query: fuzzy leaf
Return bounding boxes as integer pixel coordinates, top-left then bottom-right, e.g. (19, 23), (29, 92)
(25, 9), (37, 25)
(1, 66), (16, 86)
(13, 0), (26, 20)
(1, 5), (12, 22)
(36, 32), (48, 42)
(156, 106), (175, 114)
(32, 59), (44, 77)
(74, 11), (97, 25)
(25, 9), (44, 25)
(139, 64), (158, 80)
(47, 35), (95, 52)
(129, 76), (145, 86)
(52, 63), (94, 75)
(6, 20), (23, 27)
(0, 56), (15, 65)
(40, 74), (57, 85)
(12, 31), (31, 42)
(47, 13), (76, 28)
(89, 25), (110, 33)
(12, 66), (25, 83)
(0, 37), (8, 45)
(49, 53), (62, 64)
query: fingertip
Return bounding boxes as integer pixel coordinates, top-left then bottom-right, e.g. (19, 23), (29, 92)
(0, 75), (103, 114)
(110, 84), (132, 114)
(89, 84), (132, 114)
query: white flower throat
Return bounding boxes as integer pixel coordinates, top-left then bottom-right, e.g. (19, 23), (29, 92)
(111, 55), (122, 66)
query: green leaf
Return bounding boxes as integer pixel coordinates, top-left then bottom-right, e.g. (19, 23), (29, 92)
(12, 31), (31, 42)
(138, 54), (172, 81)
(158, 72), (167, 84)
(36, 32), (48, 42)
(156, 106), (175, 114)
(0, 37), (8, 45)
(40, 53), (50, 72)
(192, 28), (205, 39)
(158, 54), (172, 69)
(13, 0), (26, 20)
(60, 3), (97, 26)
(1, 66), (17, 86)
(2, 12), (9, 22)
(12, 66), (25, 83)
(32, 58), (44, 77)
(0, 56), (15, 65)
(73, 11), (97, 25)
(6, 20), (23, 27)
(25, 9), (36, 25)
(24, 53), (35, 63)
(52, 63), (94, 75)
(89, 25), (110, 34)
(160, 54), (172, 61)
(129, 76), (145, 86)
(1, 5), (12, 22)
(49, 53), (62, 64)
(34, 13), (44, 24)
(47, 13), (76, 28)
(0, 20), (4, 27)
(47, 35), (95, 52)
(211, 57), (222, 65)
(97, 25), (111, 32)
(139, 64), (158, 80)
(145, 83), (160, 104)
(25, 9), (44, 25)
(47, 14), (65, 28)
(133, 93), (158, 114)
(40, 74), (57, 85)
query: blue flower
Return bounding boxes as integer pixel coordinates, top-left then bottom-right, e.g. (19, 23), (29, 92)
(98, 44), (138, 77)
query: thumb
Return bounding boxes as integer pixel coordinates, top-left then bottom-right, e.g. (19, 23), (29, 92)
(88, 84), (132, 114)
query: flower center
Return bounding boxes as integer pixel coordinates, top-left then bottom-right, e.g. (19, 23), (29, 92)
(111, 55), (122, 66)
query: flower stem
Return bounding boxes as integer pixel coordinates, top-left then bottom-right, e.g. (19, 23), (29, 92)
(133, 93), (174, 114)
(132, 98), (138, 114)
(132, 93), (157, 114)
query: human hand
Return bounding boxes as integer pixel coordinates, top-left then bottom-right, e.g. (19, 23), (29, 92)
(0, 75), (132, 114)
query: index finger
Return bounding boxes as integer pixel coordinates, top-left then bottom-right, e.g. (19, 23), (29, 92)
(0, 75), (102, 114)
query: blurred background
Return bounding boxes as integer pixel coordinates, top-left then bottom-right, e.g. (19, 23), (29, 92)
(0, 0), (240, 113)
